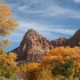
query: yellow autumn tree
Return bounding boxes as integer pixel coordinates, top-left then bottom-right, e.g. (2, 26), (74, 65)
(0, 48), (17, 80)
(42, 47), (80, 80)
(11, 47), (80, 80)
(0, 3), (18, 80)
(16, 63), (40, 80)
(0, 3), (18, 48)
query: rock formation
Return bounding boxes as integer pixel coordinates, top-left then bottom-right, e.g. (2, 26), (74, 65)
(12, 29), (80, 62)
(12, 29), (52, 62)
(50, 37), (66, 47)
(64, 29), (80, 47)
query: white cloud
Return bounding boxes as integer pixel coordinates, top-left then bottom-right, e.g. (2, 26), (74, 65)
(5, 0), (80, 19)
(8, 21), (77, 39)
(12, 0), (80, 19)
(42, 28), (76, 35)
(73, 0), (80, 3)
(4, 19), (78, 43)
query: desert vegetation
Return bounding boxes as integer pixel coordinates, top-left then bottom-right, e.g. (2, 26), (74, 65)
(16, 47), (80, 80)
(1, 43), (80, 80)
(0, 48), (16, 80)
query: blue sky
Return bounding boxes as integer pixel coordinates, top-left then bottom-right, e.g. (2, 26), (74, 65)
(3, 0), (80, 51)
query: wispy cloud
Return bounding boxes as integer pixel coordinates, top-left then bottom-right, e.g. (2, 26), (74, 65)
(7, 20), (77, 42)
(73, 0), (80, 3)
(10, 0), (80, 19)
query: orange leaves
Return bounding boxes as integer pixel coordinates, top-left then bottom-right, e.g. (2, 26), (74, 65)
(0, 4), (11, 20)
(15, 47), (80, 80)
(17, 63), (40, 73)
(0, 4), (18, 36)
(0, 18), (18, 35)
(46, 47), (80, 60)
(0, 3), (18, 47)
(0, 52), (16, 67)
(0, 40), (10, 48)
(43, 47), (80, 69)
(0, 50), (17, 79)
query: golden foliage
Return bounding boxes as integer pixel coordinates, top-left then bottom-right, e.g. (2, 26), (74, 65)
(16, 63), (40, 73)
(0, 40), (10, 47)
(16, 63), (40, 80)
(0, 52), (16, 67)
(0, 49), (17, 79)
(15, 47), (80, 80)
(0, 3), (18, 48)
(43, 47), (80, 68)
(0, 4), (18, 36)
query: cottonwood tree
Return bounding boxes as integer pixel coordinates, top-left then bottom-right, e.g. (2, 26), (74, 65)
(0, 3), (18, 48)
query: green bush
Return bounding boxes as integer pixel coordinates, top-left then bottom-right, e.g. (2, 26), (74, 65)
(0, 66), (16, 80)
(61, 60), (75, 77)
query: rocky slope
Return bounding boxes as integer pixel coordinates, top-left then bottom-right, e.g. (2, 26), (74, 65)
(50, 37), (66, 47)
(50, 29), (80, 47)
(12, 29), (80, 62)
(12, 29), (52, 62)
(64, 29), (80, 47)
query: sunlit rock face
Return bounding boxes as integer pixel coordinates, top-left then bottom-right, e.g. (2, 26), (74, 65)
(12, 29), (80, 62)
(12, 29), (52, 62)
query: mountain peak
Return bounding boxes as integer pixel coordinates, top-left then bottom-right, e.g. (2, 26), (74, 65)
(12, 29), (80, 62)
(12, 29), (51, 62)
(24, 29), (43, 39)
(27, 29), (38, 35)
(64, 29), (80, 47)
(75, 29), (80, 35)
